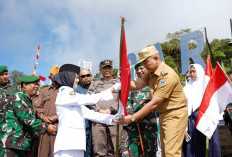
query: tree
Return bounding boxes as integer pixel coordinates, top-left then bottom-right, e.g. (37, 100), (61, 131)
(10, 70), (25, 84)
(112, 68), (118, 79)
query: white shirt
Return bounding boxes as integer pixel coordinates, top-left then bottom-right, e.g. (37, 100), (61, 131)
(54, 86), (116, 153)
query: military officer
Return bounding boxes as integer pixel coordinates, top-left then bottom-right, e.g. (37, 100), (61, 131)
(119, 61), (157, 157)
(88, 60), (122, 157)
(120, 60), (157, 157)
(0, 65), (18, 99)
(117, 46), (188, 157)
(0, 75), (57, 157)
(36, 65), (60, 157)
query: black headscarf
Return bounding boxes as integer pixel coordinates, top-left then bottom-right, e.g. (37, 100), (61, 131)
(53, 71), (76, 88)
(59, 64), (80, 74)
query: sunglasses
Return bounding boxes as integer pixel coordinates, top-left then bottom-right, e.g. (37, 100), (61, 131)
(80, 74), (91, 78)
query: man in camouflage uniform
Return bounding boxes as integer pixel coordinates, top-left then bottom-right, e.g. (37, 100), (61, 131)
(120, 61), (157, 157)
(0, 65), (18, 100)
(0, 65), (19, 131)
(0, 75), (57, 156)
(89, 60), (122, 157)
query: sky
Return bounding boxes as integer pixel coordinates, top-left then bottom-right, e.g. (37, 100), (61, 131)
(0, 0), (232, 84)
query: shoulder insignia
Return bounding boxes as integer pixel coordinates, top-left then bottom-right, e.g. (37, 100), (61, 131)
(161, 69), (168, 76)
(160, 80), (165, 86)
(69, 91), (76, 95)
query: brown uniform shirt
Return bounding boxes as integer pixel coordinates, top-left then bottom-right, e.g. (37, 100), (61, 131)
(36, 85), (59, 120)
(88, 78), (119, 112)
(141, 62), (186, 113)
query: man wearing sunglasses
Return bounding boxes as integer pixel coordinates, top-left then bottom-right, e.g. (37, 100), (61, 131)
(74, 68), (93, 157)
(75, 68), (92, 93)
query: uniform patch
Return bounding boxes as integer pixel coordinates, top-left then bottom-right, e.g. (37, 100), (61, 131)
(160, 80), (165, 86)
(69, 91), (76, 95)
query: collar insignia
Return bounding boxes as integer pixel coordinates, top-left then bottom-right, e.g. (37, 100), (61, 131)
(69, 91), (76, 95)
(161, 69), (168, 76)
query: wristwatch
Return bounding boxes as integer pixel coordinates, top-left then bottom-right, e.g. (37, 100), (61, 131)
(109, 107), (116, 115)
(131, 115), (136, 122)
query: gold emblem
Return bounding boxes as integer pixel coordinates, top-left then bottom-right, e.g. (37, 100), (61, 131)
(69, 91), (76, 95)
(105, 60), (110, 64)
(161, 69), (168, 76)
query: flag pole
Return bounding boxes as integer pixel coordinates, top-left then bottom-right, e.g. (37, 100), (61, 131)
(204, 27), (216, 67)
(115, 17), (125, 157)
(216, 61), (232, 85)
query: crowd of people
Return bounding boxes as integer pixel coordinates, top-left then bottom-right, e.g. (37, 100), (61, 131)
(0, 45), (231, 157)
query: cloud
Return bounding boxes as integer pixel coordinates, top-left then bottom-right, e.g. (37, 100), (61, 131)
(1, 0), (232, 78)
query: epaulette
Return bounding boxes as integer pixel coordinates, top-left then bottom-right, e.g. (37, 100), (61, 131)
(161, 69), (168, 76)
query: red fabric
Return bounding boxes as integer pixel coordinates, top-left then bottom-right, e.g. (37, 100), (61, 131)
(38, 44), (40, 50)
(195, 64), (227, 127)
(120, 30), (130, 116)
(36, 54), (39, 60)
(39, 75), (46, 81)
(205, 55), (213, 77)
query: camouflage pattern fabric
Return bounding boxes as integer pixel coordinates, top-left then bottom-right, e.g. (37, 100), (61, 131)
(120, 86), (157, 157)
(0, 147), (29, 157)
(0, 91), (48, 151)
(0, 83), (19, 97)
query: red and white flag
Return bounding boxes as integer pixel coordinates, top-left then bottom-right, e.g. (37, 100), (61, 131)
(33, 44), (40, 74)
(196, 63), (232, 138)
(39, 75), (46, 86)
(118, 18), (130, 116)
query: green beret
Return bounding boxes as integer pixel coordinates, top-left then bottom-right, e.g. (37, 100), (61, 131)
(20, 75), (40, 83)
(134, 60), (144, 70)
(0, 65), (8, 74)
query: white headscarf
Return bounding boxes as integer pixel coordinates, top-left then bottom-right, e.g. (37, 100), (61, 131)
(184, 64), (209, 116)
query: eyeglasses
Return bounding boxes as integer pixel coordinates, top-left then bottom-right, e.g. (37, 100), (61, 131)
(80, 74), (91, 78)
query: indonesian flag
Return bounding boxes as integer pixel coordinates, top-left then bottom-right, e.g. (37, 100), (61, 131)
(39, 75), (46, 86)
(118, 18), (130, 116)
(195, 63), (232, 138)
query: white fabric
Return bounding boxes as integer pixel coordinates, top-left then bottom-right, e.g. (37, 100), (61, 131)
(54, 86), (116, 154)
(184, 64), (209, 116)
(113, 82), (121, 91)
(196, 81), (232, 138)
(54, 150), (84, 157)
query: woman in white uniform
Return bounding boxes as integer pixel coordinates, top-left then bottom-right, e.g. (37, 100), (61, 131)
(182, 64), (221, 157)
(53, 70), (121, 157)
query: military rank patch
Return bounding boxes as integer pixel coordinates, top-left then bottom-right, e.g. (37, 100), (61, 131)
(160, 80), (165, 86)
(69, 91), (76, 95)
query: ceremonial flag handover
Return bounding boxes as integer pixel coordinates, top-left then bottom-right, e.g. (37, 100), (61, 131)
(196, 63), (232, 138)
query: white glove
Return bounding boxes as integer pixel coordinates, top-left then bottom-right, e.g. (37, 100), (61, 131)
(113, 82), (121, 91)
